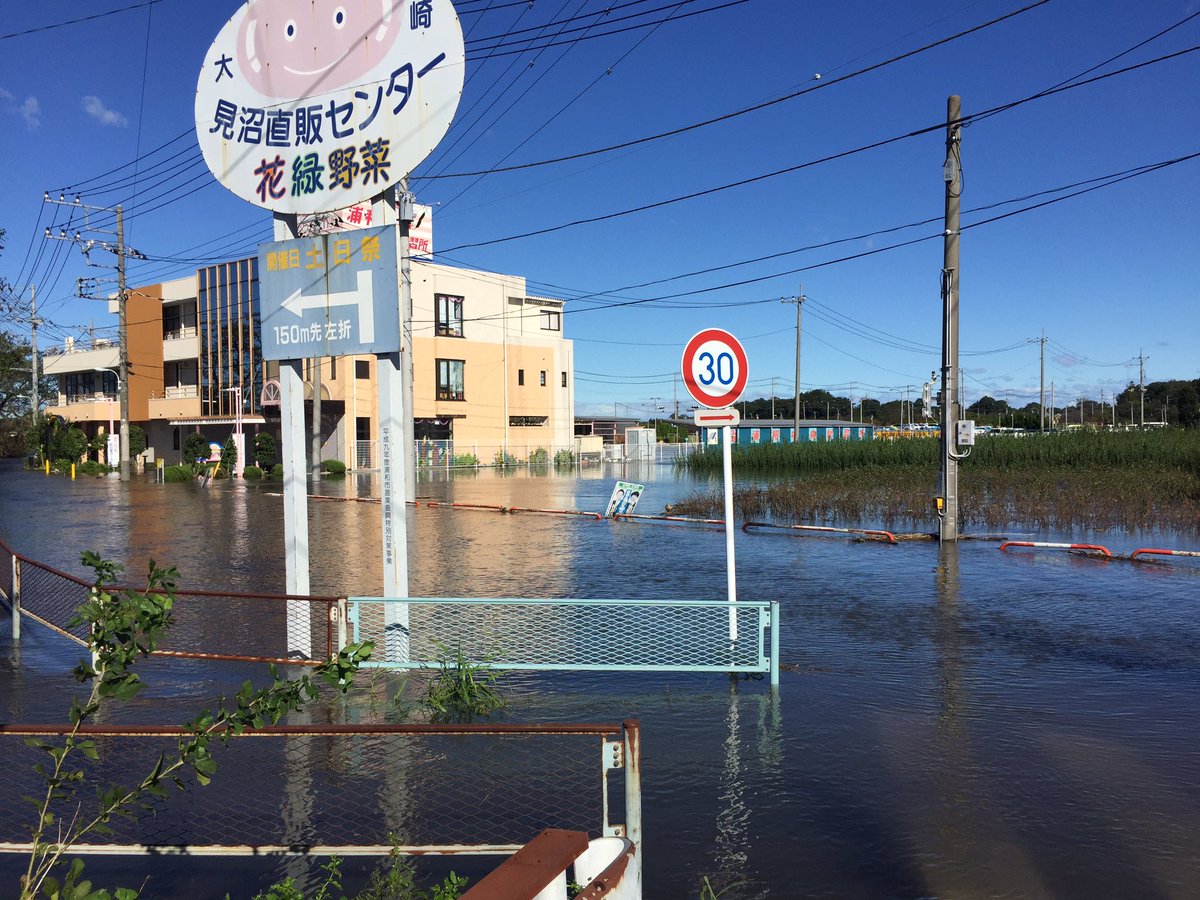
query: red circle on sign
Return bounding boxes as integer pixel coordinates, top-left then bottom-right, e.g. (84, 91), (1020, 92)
(681, 328), (749, 408)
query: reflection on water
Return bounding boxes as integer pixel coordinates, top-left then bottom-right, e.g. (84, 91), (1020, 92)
(2, 460), (1199, 898)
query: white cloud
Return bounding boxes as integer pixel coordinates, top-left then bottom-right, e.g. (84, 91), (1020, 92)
(18, 96), (41, 128)
(82, 95), (128, 127)
(0, 88), (40, 128)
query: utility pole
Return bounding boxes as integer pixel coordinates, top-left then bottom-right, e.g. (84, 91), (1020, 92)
(1037, 332), (1046, 432)
(30, 285), (40, 422)
(770, 376), (777, 420)
(938, 94), (963, 542)
(1138, 350), (1147, 428)
(781, 287), (804, 440)
(47, 195), (143, 481)
(1050, 381), (1055, 429)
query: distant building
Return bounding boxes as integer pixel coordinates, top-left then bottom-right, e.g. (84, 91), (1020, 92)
(697, 419), (876, 447)
(43, 257), (574, 468)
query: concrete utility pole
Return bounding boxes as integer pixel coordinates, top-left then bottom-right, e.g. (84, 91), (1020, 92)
(782, 287), (804, 440)
(47, 196), (138, 481)
(398, 178), (416, 502)
(770, 377), (777, 419)
(938, 95), (963, 542)
(30, 285), (40, 422)
(1138, 350), (1148, 428)
(1037, 332), (1046, 432)
(1050, 381), (1055, 429)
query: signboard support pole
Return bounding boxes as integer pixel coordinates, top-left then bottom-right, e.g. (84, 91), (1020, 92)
(723, 424), (738, 641)
(281, 359), (312, 658)
(378, 350), (410, 662)
(398, 181), (416, 503)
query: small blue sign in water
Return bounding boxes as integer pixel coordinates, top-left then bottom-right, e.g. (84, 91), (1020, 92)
(258, 225), (400, 361)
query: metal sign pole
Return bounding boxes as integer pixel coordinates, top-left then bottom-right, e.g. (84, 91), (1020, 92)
(723, 424), (737, 641)
(280, 359), (311, 658)
(378, 350), (410, 662)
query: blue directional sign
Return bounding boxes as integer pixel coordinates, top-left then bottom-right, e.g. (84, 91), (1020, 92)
(258, 226), (400, 361)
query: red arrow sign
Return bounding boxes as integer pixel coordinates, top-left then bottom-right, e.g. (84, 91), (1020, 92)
(694, 407), (741, 427)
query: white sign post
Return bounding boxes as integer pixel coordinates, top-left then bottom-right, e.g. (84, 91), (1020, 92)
(681, 329), (749, 642)
(196, 0), (465, 659)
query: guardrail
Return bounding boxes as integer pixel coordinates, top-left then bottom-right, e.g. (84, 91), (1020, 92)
(0, 720), (641, 871)
(999, 540), (1113, 559)
(348, 597), (780, 685)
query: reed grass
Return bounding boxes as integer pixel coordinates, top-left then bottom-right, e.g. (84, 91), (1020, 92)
(670, 461), (1200, 533)
(677, 429), (1200, 475)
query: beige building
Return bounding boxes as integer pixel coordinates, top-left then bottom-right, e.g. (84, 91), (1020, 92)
(42, 255), (574, 470)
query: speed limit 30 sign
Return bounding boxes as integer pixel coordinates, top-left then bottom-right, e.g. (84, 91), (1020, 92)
(681, 328), (749, 408)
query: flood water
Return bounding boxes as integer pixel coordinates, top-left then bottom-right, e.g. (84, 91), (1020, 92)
(2, 458), (1199, 898)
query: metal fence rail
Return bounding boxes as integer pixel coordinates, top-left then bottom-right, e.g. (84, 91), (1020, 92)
(349, 597), (779, 682)
(0, 721), (640, 861)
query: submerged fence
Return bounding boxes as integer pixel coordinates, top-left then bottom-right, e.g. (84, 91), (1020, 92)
(0, 721), (641, 862)
(350, 597), (778, 682)
(0, 538), (780, 683)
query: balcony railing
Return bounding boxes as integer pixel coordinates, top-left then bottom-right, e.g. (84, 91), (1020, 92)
(154, 386), (200, 399)
(163, 325), (198, 341)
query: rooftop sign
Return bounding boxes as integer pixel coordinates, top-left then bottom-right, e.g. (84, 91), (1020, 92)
(195, 0), (464, 215)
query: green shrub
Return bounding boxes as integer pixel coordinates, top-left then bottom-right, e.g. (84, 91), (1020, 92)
(554, 449), (575, 467)
(164, 465), (193, 483)
(254, 432), (277, 470)
(323, 459), (347, 475)
(272, 463), (284, 479)
(52, 458), (73, 475)
(129, 424), (146, 459)
(452, 453), (478, 467)
(51, 427), (88, 465)
(221, 436), (238, 474)
(79, 460), (107, 476)
(528, 447), (549, 465)
(243, 465), (263, 480)
(182, 432), (210, 465)
(493, 451), (518, 468)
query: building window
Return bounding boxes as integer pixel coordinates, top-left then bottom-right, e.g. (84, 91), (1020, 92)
(172, 427), (180, 451)
(356, 359), (370, 379)
(539, 370), (547, 387)
(329, 357), (337, 380)
(356, 417), (371, 440)
(510, 416), (548, 426)
(435, 293), (464, 337)
(436, 359), (465, 401)
(518, 369), (525, 386)
(540, 310), (561, 331)
(561, 372), (568, 388)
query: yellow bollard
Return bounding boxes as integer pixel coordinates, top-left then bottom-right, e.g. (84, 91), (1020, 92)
(71, 463), (76, 480)
(44, 460), (50, 475)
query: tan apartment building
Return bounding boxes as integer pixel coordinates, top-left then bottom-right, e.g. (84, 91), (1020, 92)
(42, 254), (574, 470)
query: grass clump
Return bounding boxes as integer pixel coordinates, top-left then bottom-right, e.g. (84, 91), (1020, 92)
(423, 643), (507, 722)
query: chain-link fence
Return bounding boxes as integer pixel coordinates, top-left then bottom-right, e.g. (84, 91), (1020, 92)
(0, 538), (336, 663)
(350, 598), (778, 680)
(0, 722), (639, 858)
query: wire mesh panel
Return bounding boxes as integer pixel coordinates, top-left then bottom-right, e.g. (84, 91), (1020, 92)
(14, 557), (91, 645)
(0, 724), (632, 856)
(0, 539), (13, 605)
(350, 598), (771, 673)
(161, 591), (337, 664)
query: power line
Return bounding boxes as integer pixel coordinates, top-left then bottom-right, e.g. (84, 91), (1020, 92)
(0, 0), (173, 42)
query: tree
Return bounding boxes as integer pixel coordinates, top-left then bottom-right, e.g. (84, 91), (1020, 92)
(254, 431), (277, 469)
(182, 432), (209, 465)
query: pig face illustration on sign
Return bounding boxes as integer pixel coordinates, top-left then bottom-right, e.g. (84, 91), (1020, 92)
(238, 0), (405, 98)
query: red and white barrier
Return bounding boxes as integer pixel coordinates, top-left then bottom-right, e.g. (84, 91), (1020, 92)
(1130, 548), (1200, 562)
(614, 513), (726, 527)
(999, 541), (1112, 558)
(742, 522), (897, 544)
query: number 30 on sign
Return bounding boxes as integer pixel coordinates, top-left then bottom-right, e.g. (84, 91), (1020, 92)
(681, 328), (749, 408)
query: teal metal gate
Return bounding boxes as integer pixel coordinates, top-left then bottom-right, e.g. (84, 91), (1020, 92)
(347, 597), (780, 685)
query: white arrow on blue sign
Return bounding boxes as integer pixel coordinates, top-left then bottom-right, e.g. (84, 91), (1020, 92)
(258, 226), (399, 360)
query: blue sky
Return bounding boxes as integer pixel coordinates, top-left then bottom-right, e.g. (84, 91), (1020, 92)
(1, 0), (1197, 419)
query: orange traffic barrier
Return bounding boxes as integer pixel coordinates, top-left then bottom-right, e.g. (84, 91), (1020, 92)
(999, 540), (1112, 558)
(742, 522), (897, 544)
(424, 501), (507, 512)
